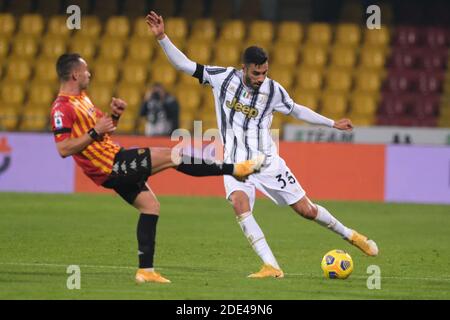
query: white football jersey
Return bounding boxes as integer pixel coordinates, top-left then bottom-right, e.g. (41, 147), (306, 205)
(200, 66), (294, 164)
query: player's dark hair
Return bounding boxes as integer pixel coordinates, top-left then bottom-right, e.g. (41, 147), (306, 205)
(56, 53), (83, 82)
(243, 46), (268, 66)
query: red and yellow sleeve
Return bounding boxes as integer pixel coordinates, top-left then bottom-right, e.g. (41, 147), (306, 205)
(51, 102), (75, 142)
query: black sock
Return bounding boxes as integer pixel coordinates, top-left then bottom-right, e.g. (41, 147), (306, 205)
(176, 156), (234, 176)
(137, 213), (158, 269)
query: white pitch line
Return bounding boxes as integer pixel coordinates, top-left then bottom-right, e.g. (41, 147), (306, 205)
(0, 262), (136, 270)
(285, 272), (450, 282)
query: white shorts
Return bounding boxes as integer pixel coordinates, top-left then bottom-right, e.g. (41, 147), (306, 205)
(224, 156), (305, 211)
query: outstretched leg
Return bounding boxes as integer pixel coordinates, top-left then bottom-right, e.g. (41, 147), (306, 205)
(290, 196), (378, 256)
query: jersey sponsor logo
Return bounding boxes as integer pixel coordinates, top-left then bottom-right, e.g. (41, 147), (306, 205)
(53, 110), (64, 129)
(226, 97), (259, 119)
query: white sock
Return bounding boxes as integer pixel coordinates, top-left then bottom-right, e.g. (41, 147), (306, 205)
(142, 268), (154, 272)
(315, 205), (353, 239)
(237, 211), (280, 269)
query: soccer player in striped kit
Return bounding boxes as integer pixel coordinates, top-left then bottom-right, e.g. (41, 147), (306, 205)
(147, 11), (378, 278)
(50, 53), (265, 283)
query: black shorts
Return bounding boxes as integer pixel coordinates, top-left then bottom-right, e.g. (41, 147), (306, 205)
(102, 148), (153, 204)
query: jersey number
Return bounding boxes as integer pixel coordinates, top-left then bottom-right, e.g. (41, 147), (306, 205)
(276, 171), (296, 189)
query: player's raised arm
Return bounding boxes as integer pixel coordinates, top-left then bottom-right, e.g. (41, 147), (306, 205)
(145, 11), (197, 76)
(110, 97), (127, 127)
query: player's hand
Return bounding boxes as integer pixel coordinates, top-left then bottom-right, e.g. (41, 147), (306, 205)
(94, 114), (116, 135)
(333, 118), (353, 131)
(110, 97), (127, 118)
(145, 11), (165, 40)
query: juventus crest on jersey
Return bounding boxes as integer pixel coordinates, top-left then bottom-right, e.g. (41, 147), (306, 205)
(200, 66), (295, 164)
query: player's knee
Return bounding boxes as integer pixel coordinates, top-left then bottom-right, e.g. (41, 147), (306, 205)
(298, 203), (317, 220)
(229, 192), (250, 214)
(140, 199), (160, 214)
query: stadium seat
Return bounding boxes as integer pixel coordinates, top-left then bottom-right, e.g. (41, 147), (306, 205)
(300, 45), (328, 68)
(418, 71), (444, 94)
(306, 23), (332, 46)
(27, 82), (57, 107)
(174, 84), (202, 113)
(0, 106), (19, 131)
(219, 20), (246, 42)
(132, 18), (154, 39)
(0, 13), (16, 37)
(186, 40), (213, 65)
(349, 92), (378, 118)
(105, 16), (130, 39)
(127, 39), (154, 62)
(384, 69), (418, 93)
(321, 91), (348, 119)
(40, 35), (67, 59)
(33, 57), (58, 83)
(121, 61), (148, 86)
(0, 35), (10, 60)
(330, 45), (357, 68)
(19, 109), (49, 131)
(364, 27), (390, 47)
(410, 94), (440, 118)
(248, 21), (274, 44)
(271, 43), (299, 67)
(269, 65), (294, 90)
(5, 58), (32, 82)
(0, 82), (26, 105)
(69, 35), (97, 60)
(292, 90), (320, 111)
(335, 23), (361, 47)
(92, 62), (119, 84)
(296, 67), (323, 91)
(178, 72), (201, 86)
(88, 83), (114, 108)
(190, 19), (217, 42)
(424, 27), (449, 48)
(354, 71), (382, 93)
(394, 26), (422, 47)
(213, 40), (241, 67)
(153, 38), (185, 61)
(149, 64), (177, 88)
(97, 36), (126, 62)
(389, 48), (419, 69)
(18, 14), (44, 36)
(378, 93), (409, 117)
(359, 46), (386, 69)
(325, 68), (353, 92)
(115, 83), (143, 113)
(243, 38), (272, 53)
(165, 18), (188, 42)
(115, 111), (137, 134)
(420, 49), (448, 70)
(276, 22), (303, 44)
(74, 16), (102, 39)
(11, 35), (39, 59)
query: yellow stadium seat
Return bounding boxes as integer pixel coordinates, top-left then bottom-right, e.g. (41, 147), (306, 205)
(69, 35), (97, 60)
(0, 13), (15, 37)
(121, 61), (148, 86)
(40, 35), (67, 59)
(271, 43), (299, 67)
(292, 89), (320, 111)
(33, 58), (58, 83)
(132, 18), (153, 39)
(5, 58), (32, 82)
(0, 106), (19, 131)
(97, 36), (126, 62)
(325, 67), (353, 92)
(354, 71), (382, 93)
(115, 83), (144, 113)
(20, 109), (49, 131)
(149, 64), (177, 88)
(74, 16), (102, 39)
(269, 65), (294, 90)
(243, 38), (272, 52)
(349, 92), (378, 117)
(178, 72), (200, 86)
(296, 67), (323, 91)
(11, 35), (39, 59)
(87, 82), (114, 108)
(330, 45), (357, 68)
(27, 82), (56, 107)
(127, 38), (154, 62)
(105, 16), (130, 38)
(248, 20), (274, 43)
(335, 23), (361, 47)
(359, 46), (386, 69)
(92, 62), (119, 84)
(0, 82), (26, 105)
(0, 35), (10, 59)
(186, 40), (212, 65)
(213, 40), (242, 67)
(115, 111), (137, 134)
(364, 27), (390, 47)
(276, 21), (303, 44)
(190, 19), (217, 42)
(301, 45), (328, 68)
(18, 14), (44, 36)
(321, 91), (348, 119)
(47, 16), (72, 38)
(165, 18), (188, 41)
(306, 23), (332, 46)
(153, 38), (185, 61)
(174, 84), (202, 113)
(219, 20), (246, 42)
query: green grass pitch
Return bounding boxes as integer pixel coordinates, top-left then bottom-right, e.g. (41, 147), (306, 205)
(0, 192), (449, 300)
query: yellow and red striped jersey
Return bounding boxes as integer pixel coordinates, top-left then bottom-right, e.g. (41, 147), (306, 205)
(50, 91), (121, 185)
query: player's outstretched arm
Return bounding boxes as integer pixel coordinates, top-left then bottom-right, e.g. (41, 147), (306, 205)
(145, 11), (197, 76)
(332, 118), (353, 131)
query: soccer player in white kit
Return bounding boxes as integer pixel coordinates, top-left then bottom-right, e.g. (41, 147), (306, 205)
(146, 11), (378, 278)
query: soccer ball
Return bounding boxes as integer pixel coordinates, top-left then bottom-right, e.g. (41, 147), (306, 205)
(321, 249), (353, 279)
